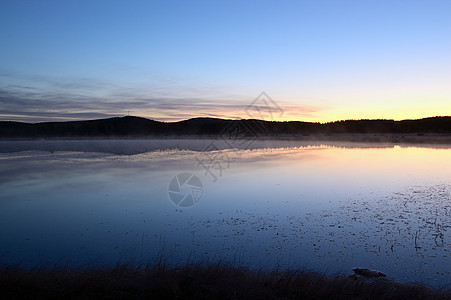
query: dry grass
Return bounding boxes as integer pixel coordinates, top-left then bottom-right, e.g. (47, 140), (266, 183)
(0, 263), (449, 299)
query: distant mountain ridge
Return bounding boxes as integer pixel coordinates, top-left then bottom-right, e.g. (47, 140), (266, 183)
(0, 116), (450, 138)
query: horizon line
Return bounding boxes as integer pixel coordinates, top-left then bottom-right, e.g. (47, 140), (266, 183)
(1, 115), (450, 125)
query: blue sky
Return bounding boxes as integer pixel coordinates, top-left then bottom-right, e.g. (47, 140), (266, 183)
(1, 0), (450, 122)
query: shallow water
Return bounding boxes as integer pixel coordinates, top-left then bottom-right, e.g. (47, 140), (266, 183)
(0, 140), (449, 288)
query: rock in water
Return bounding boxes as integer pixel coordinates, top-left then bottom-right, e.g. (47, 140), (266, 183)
(353, 268), (387, 278)
(348, 274), (359, 280)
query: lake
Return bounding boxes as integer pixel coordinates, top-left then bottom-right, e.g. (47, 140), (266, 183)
(0, 139), (449, 288)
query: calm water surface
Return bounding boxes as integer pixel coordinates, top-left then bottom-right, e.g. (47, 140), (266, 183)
(0, 140), (449, 288)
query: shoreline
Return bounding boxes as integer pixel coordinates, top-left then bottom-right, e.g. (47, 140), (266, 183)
(1, 263), (449, 299)
(1, 133), (450, 142)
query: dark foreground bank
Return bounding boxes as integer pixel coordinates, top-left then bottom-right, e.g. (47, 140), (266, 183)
(1, 264), (449, 299)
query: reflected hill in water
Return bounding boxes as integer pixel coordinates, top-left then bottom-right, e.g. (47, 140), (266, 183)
(1, 139), (451, 155)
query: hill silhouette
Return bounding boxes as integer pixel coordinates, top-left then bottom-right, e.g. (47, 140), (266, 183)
(0, 116), (450, 138)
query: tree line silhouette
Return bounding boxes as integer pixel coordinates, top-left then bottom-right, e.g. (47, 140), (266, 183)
(0, 116), (449, 138)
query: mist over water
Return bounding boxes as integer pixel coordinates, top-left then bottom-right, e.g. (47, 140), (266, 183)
(0, 140), (449, 288)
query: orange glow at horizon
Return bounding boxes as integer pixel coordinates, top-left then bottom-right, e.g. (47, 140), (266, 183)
(144, 107), (450, 123)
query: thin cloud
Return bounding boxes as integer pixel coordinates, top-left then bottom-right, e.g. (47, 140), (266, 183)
(0, 75), (327, 123)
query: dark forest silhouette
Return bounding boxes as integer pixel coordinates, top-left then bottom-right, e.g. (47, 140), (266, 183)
(0, 116), (450, 138)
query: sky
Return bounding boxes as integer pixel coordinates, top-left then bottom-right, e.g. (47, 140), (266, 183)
(0, 0), (450, 123)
